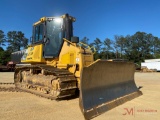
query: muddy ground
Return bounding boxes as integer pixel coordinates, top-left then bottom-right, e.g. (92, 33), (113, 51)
(0, 72), (159, 120)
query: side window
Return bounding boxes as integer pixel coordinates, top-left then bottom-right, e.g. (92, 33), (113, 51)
(34, 24), (43, 43)
(35, 26), (39, 42)
(39, 24), (43, 40)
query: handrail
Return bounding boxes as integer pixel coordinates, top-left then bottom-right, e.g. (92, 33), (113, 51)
(63, 38), (96, 54)
(79, 42), (96, 54)
(63, 38), (76, 47)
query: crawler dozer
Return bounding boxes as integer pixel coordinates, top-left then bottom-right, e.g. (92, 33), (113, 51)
(14, 14), (142, 119)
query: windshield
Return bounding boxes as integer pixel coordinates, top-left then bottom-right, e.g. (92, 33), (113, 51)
(44, 18), (64, 58)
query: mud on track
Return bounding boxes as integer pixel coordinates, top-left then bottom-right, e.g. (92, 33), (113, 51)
(0, 72), (160, 120)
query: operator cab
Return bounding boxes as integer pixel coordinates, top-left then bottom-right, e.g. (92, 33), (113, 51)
(31, 14), (75, 58)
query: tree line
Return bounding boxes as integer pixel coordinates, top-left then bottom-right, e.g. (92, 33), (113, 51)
(0, 29), (160, 65)
(80, 31), (160, 65)
(0, 30), (28, 65)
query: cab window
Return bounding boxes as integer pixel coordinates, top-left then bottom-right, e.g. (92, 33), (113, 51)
(34, 24), (43, 43)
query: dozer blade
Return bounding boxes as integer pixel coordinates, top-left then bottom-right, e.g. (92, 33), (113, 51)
(79, 60), (142, 119)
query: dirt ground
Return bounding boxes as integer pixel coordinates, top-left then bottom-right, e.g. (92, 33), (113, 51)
(0, 72), (159, 120)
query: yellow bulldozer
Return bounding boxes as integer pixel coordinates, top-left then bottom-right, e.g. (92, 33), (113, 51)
(14, 14), (142, 119)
